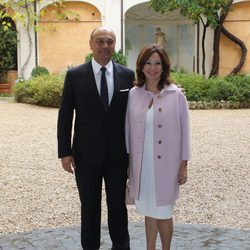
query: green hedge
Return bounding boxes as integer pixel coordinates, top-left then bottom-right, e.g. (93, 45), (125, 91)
(14, 72), (250, 108)
(14, 74), (65, 107)
(171, 73), (250, 103)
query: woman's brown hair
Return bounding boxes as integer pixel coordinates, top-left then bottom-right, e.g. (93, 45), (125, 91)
(135, 44), (172, 89)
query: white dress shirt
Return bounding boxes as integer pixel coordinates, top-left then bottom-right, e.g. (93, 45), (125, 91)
(91, 59), (114, 105)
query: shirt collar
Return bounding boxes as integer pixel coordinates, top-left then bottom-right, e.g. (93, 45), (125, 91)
(91, 58), (113, 75)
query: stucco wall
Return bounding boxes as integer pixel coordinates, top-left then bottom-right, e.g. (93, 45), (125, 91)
(219, 1), (250, 76)
(13, 0), (250, 78)
(38, 2), (101, 74)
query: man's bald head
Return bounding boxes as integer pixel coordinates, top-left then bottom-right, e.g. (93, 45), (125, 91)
(90, 26), (116, 42)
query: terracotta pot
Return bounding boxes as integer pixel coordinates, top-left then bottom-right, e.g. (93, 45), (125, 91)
(0, 70), (18, 93)
(0, 83), (12, 94)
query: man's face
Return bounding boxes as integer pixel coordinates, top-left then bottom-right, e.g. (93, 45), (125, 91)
(89, 28), (116, 66)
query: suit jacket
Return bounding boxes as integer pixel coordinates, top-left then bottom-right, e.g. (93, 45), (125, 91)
(57, 61), (134, 165)
(125, 84), (190, 206)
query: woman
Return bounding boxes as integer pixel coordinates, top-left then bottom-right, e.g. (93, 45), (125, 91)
(125, 44), (190, 250)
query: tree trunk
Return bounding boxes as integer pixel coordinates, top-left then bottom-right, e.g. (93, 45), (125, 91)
(221, 26), (247, 76)
(202, 23), (209, 75)
(209, 25), (221, 77)
(209, 0), (233, 77)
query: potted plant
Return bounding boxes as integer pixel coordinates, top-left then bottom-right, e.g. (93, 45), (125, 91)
(0, 25), (18, 93)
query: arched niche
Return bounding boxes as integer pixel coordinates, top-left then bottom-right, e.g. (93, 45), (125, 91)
(125, 2), (195, 72)
(38, 1), (101, 74)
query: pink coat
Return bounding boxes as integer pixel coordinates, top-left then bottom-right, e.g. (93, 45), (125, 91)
(125, 84), (190, 206)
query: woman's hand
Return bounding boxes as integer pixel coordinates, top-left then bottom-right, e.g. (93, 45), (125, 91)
(178, 160), (188, 185)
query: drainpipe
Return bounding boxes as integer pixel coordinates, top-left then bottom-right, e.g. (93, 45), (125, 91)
(34, 1), (38, 66)
(121, 0), (124, 52)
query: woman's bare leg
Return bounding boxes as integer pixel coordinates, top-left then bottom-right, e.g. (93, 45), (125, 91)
(158, 218), (173, 250)
(145, 216), (158, 250)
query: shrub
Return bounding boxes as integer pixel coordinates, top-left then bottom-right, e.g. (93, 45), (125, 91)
(31, 66), (49, 77)
(171, 72), (250, 104)
(225, 75), (250, 102)
(14, 73), (64, 107)
(205, 77), (237, 102)
(85, 51), (127, 66)
(14, 71), (250, 108)
(171, 72), (207, 101)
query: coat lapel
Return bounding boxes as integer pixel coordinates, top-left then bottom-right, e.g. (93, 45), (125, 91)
(79, 61), (127, 111)
(110, 62), (123, 108)
(80, 62), (105, 110)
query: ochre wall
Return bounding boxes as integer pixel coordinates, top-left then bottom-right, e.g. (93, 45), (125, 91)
(219, 2), (250, 76)
(38, 2), (101, 74)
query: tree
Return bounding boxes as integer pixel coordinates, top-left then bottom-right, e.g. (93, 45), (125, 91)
(209, 0), (247, 77)
(149, 0), (247, 77)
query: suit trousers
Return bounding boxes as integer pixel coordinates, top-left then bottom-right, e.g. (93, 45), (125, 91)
(75, 156), (130, 250)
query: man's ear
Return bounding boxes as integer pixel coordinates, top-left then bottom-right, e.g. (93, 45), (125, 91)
(89, 40), (93, 50)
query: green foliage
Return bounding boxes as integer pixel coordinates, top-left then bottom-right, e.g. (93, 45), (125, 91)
(149, 0), (230, 28)
(14, 71), (250, 108)
(85, 51), (127, 66)
(85, 53), (93, 63)
(0, 25), (17, 82)
(224, 75), (250, 102)
(171, 72), (207, 101)
(171, 72), (250, 103)
(14, 74), (65, 107)
(31, 66), (49, 77)
(112, 51), (127, 66)
(0, 0), (41, 29)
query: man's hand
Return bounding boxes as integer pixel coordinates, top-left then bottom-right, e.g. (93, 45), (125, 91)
(61, 156), (75, 174)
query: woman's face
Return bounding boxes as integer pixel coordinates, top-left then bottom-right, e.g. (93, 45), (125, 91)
(143, 52), (163, 84)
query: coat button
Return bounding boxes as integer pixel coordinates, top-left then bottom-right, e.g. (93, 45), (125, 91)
(158, 108), (162, 112)
(158, 124), (162, 128)
(157, 95), (161, 99)
(157, 155), (161, 159)
(158, 140), (162, 144)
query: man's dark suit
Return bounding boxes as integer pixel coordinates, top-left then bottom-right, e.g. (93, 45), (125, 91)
(57, 61), (134, 249)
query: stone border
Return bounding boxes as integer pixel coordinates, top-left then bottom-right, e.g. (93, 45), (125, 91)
(188, 101), (250, 109)
(0, 97), (249, 109)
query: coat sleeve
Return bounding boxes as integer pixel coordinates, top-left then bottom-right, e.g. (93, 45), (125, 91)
(125, 92), (131, 154)
(57, 70), (75, 158)
(178, 92), (190, 160)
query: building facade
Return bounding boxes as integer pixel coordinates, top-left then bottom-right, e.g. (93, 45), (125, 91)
(13, 0), (250, 79)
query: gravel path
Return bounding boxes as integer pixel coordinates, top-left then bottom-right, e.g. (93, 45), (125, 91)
(0, 98), (249, 234)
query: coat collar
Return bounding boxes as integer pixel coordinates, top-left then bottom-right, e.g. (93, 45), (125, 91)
(141, 83), (178, 97)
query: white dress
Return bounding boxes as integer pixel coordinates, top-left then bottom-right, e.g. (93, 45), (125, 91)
(135, 106), (174, 219)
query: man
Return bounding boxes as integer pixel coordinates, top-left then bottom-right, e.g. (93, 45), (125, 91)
(57, 27), (134, 250)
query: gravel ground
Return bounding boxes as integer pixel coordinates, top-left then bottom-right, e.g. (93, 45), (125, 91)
(0, 98), (249, 234)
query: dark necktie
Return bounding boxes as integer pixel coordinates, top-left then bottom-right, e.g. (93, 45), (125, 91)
(100, 67), (109, 110)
